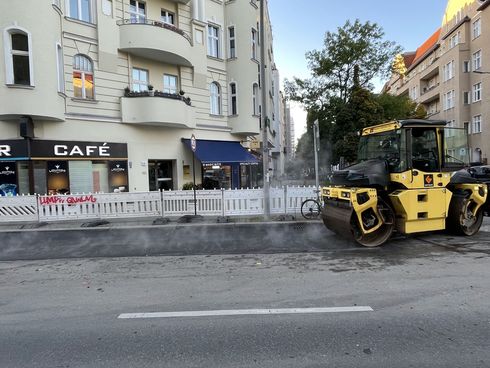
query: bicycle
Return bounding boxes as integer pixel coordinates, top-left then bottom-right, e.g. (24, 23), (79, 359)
(300, 190), (322, 220)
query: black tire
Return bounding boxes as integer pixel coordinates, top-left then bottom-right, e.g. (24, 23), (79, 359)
(301, 199), (321, 220)
(447, 195), (484, 236)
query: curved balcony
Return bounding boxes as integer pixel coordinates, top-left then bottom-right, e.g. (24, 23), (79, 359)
(118, 19), (194, 67)
(121, 91), (195, 129)
(0, 86), (65, 122)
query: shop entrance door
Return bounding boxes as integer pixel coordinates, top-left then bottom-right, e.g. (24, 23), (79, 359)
(149, 160), (174, 191)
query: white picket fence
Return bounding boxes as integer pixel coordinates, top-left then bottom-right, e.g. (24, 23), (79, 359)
(0, 186), (318, 223)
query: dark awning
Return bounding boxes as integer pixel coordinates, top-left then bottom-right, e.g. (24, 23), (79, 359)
(182, 139), (258, 164)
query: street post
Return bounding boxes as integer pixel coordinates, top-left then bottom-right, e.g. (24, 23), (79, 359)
(190, 134), (197, 216)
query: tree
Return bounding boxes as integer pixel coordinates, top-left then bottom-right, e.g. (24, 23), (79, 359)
(285, 19), (402, 109)
(285, 19), (406, 167)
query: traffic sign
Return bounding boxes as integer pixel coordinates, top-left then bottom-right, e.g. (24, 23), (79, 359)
(191, 134), (196, 152)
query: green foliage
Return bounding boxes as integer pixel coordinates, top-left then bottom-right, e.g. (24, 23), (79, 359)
(285, 19), (423, 167)
(285, 19), (402, 110)
(182, 182), (195, 190)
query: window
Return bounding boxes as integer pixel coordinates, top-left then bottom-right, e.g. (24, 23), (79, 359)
(229, 82), (237, 115)
(443, 90), (455, 110)
(73, 54), (94, 99)
(4, 29), (32, 85)
(163, 74), (178, 94)
(472, 115), (482, 134)
(473, 50), (482, 71)
(251, 28), (258, 60)
(445, 120), (456, 138)
(207, 25), (220, 58)
(473, 82), (482, 102)
(68, 0), (92, 22)
(473, 18), (481, 39)
(56, 44), (64, 93)
(210, 82), (221, 115)
(132, 68), (148, 92)
(161, 9), (174, 25)
(102, 0), (112, 16)
(410, 86), (418, 100)
(129, 0), (146, 23)
(463, 91), (470, 105)
(228, 26), (236, 58)
(464, 122), (470, 134)
(252, 83), (259, 115)
(443, 60), (455, 81)
(449, 32), (460, 48)
(463, 60), (470, 73)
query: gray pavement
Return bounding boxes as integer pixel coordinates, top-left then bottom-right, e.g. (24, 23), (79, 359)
(0, 216), (488, 261)
(1, 230), (490, 367)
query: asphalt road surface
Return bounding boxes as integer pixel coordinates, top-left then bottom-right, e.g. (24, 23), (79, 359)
(1, 233), (489, 367)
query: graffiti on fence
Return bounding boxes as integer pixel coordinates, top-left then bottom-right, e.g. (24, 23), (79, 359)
(39, 195), (97, 206)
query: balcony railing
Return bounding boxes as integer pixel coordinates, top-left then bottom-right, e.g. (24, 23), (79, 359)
(117, 18), (192, 44)
(124, 89), (192, 106)
(421, 83), (440, 95)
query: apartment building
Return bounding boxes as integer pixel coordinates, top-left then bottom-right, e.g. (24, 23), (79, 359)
(0, 0), (282, 196)
(283, 100), (295, 161)
(385, 0), (490, 164)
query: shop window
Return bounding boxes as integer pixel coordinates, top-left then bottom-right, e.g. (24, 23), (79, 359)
(203, 164), (231, 190)
(69, 161), (93, 193)
(92, 162), (109, 193)
(4, 28), (33, 86)
(73, 54), (94, 99)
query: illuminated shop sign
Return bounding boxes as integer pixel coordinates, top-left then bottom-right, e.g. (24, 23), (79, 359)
(0, 140), (127, 159)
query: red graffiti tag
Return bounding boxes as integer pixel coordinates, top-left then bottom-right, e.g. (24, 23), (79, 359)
(66, 195), (97, 204)
(39, 196), (65, 205)
(39, 195), (97, 206)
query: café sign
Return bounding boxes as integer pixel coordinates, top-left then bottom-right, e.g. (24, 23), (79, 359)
(0, 140), (127, 159)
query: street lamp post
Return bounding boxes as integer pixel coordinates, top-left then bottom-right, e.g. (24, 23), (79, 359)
(259, 0), (270, 219)
(313, 120), (320, 193)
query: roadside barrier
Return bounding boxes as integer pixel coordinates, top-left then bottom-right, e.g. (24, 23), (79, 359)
(0, 186), (318, 223)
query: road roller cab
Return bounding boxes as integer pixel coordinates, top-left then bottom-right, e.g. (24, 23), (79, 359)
(321, 119), (489, 247)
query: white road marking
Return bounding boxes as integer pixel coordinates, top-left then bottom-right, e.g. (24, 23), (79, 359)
(118, 306), (374, 319)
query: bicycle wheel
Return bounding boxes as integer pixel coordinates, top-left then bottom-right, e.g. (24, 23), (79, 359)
(301, 199), (321, 219)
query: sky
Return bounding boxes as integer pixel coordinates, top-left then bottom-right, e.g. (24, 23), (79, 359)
(268, 0), (449, 140)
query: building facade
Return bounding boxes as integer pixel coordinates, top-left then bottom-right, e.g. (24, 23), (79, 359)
(0, 0), (282, 196)
(385, 0), (490, 164)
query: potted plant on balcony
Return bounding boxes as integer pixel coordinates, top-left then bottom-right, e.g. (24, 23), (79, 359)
(124, 86), (131, 97)
(148, 84), (154, 96)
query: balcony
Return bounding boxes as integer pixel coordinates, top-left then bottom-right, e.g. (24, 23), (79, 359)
(169, 0), (191, 3)
(118, 19), (194, 67)
(0, 85), (64, 122)
(419, 83), (440, 104)
(121, 90), (195, 129)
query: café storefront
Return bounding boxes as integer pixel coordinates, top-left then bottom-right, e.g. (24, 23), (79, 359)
(182, 138), (260, 189)
(0, 139), (128, 196)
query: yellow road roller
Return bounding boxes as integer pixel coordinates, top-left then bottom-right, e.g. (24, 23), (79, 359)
(321, 119), (489, 247)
